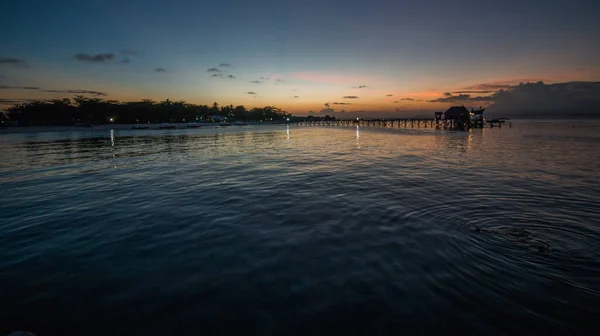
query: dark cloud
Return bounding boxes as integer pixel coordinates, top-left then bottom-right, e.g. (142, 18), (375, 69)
(0, 85), (106, 96)
(250, 81), (261, 84)
(333, 102), (351, 105)
(444, 92), (452, 97)
(386, 94), (393, 96)
(463, 83), (515, 90)
(219, 63), (232, 67)
(0, 98), (36, 104)
(211, 73), (223, 77)
(43, 89), (107, 96)
(342, 96), (359, 99)
(0, 85), (40, 90)
(428, 93), (493, 103)
(324, 103), (330, 107)
(400, 98), (415, 101)
(207, 68), (221, 73)
(227, 75), (236, 79)
(247, 91), (257, 95)
(486, 81), (600, 118)
(294, 96), (299, 98)
(74, 53), (115, 63)
(121, 58), (131, 64)
(155, 68), (166, 72)
(120, 50), (139, 55)
(352, 85), (367, 88)
(0, 58), (30, 67)
(452, 90), (495, 94)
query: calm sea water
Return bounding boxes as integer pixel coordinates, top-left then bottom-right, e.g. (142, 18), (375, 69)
(1, 121), (600, 334)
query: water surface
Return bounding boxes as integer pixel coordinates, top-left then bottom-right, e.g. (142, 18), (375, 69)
(1, 122), (599, 334)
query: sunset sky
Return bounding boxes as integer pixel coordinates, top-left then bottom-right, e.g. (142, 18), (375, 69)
(1, 0), (599, 116)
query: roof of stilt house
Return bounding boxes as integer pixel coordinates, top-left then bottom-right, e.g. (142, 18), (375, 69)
(444, 106), (470, 120)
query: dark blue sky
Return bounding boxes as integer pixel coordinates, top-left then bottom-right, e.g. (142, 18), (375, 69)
(1, 0), (599, 113)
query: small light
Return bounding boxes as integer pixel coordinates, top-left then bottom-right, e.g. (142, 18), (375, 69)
(286, 118), (290, 121)
(109, 118), (113, 122)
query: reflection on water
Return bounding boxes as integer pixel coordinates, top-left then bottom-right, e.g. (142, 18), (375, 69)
(1, 122), (600, 334)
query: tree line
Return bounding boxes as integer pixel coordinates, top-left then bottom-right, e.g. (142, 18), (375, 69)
(2, 96), (292, 126)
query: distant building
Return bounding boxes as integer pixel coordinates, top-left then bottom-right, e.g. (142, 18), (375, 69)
(208, 115), (227, 122)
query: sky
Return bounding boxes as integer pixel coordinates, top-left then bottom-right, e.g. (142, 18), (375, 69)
(1, 0), (600, 117)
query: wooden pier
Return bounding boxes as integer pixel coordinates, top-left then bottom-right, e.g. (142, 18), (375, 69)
(292, 118), (501, 130)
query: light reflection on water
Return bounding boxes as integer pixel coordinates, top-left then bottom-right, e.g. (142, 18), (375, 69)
(1, 121), (600, 334)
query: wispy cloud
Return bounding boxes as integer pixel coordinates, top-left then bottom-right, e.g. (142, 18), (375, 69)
(260, 76), (271, 80)
(0, 85), (106, 96)
(0, 85), (40, 90)
(0, 98), (36, 104)
(428, 93), (493, 103)
(352, 85), (367, 88)
(155, 68), (166, 72)
(219, 63), (232, 67)
(443, 92), (452, 97)
(294, 96), (299, 98)
(250, 80), (261, 84)
(0, 57), (30, 67)
(342, 96), (359, 99)
(452, 90), (495, 94)
(121, 58), (131, 64)
(394, 101), (399, 103)
(386, 94), (393, 96)
(333, 102), (351, 105)
(247, 91), (257, 95)
(400, 98), (415, 101)
(120, 50), (139, 55)
(74, 53), (115, 63)
(324, 103), (330, 107)
(227, 74), (236, 79)
(212, 73), (223, 77)
(207, 68), (221, 73)
(43, 89), (107, 96)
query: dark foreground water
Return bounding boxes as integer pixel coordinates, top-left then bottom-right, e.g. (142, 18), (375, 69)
(1, 121), (600, 335)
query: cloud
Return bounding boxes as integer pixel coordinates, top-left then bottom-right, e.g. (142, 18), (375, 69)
(386, 94), (393, 96)
(0, 85), (40, 90)
(352, 85), (367, 88)
(121, 58), (131, 64)
(219, 63), (232, 67)
(0, 85), (106, 96)
(400, 98), (415, 101)
(74, 53), (115, 63)
(247, 91), (257, 95)
(211, 73), (223, 77)
(276, 79), (284, 82)
(120, 50), (139, 55)
(452, 90), (495, 94)
(333, 102), (351, 105)
(155, 68), (166, 72)
(0, 98), (36, 104)
(428, 93), (493, 103)
(227, 74), (236, 79)
(463, 83), (516, 90)
(294, 96), (299, 98)
(260, 76), (271, 80)
(324, 103), (330, 107)
(342, 96), (359, 99)
(0, 58), (30, 67)
(207, 68), (221, 73)
(250, 80), (261, 84)
(394, 101), (399, 103)
(444, 92), (452, 97)
(43, 89), (107, 96)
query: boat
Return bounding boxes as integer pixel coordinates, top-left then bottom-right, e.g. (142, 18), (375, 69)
(158, 123), (177, 129)
(132, 124), (150, 129)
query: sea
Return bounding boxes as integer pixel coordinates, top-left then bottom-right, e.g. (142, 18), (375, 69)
(1, 121), (599, 335)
